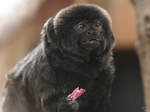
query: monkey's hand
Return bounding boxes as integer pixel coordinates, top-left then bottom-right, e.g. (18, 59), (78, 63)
(57, 98), (79, 112)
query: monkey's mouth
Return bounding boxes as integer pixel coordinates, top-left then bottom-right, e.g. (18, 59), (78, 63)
(82, 38), (100, 44)
(87, 38), (100, 44)
(80, 37), (101, 50)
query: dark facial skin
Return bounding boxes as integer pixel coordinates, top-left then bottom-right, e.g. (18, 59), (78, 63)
(73, 20), (105, 52)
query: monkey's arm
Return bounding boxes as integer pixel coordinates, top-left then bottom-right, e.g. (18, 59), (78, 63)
(57, 97), (79, 112)
(39, 82), (79, 112)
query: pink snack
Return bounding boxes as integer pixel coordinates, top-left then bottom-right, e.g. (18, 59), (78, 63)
(68, 87), (86, 101)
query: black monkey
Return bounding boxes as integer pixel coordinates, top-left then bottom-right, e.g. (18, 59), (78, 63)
(2, 4), (115, 112)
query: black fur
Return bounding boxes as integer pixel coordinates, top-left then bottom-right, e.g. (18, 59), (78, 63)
(2, 4), (115, 112)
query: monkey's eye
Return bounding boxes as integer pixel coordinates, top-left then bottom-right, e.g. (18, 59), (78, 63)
(74, 22), (87, 32)
(78, 23), (86, 30)
(94, 22), (102, 29)
(95, 23), (100, 27)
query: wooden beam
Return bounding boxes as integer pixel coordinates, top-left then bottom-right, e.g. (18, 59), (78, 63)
(131, 0), (150, 111)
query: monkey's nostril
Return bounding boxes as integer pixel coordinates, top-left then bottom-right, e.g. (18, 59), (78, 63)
(87, 30), (97, 36)
(87, 31), (91, 35)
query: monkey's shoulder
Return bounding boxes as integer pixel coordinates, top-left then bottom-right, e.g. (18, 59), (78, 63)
(6, 43), (48, 83)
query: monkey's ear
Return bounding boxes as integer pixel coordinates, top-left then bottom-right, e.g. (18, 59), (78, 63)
(41, 17), (57, 47)
(104, 31), (115, 54)
(109, 32), (115, 50)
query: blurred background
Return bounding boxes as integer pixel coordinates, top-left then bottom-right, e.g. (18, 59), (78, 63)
(0, 0), (145, 112)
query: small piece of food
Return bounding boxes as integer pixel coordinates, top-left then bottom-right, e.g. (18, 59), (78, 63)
(68, 87), (86, 101)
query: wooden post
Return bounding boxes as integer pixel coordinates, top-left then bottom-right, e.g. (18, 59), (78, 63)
(131, 0), (150, 111)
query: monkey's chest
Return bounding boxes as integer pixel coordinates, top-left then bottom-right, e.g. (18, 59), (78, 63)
(55, 69), (105, 99)
(56, 69), (100, 89)
(55, 70), (108, 111)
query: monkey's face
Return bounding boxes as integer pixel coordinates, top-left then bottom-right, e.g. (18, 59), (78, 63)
(55, 19), (113, 58)
(73, 20), (106, 52)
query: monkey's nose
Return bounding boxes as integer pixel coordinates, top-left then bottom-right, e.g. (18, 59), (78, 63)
(86, 30), (97, 36)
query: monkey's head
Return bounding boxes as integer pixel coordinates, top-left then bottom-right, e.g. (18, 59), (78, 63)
(42, 4), (115, 60)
